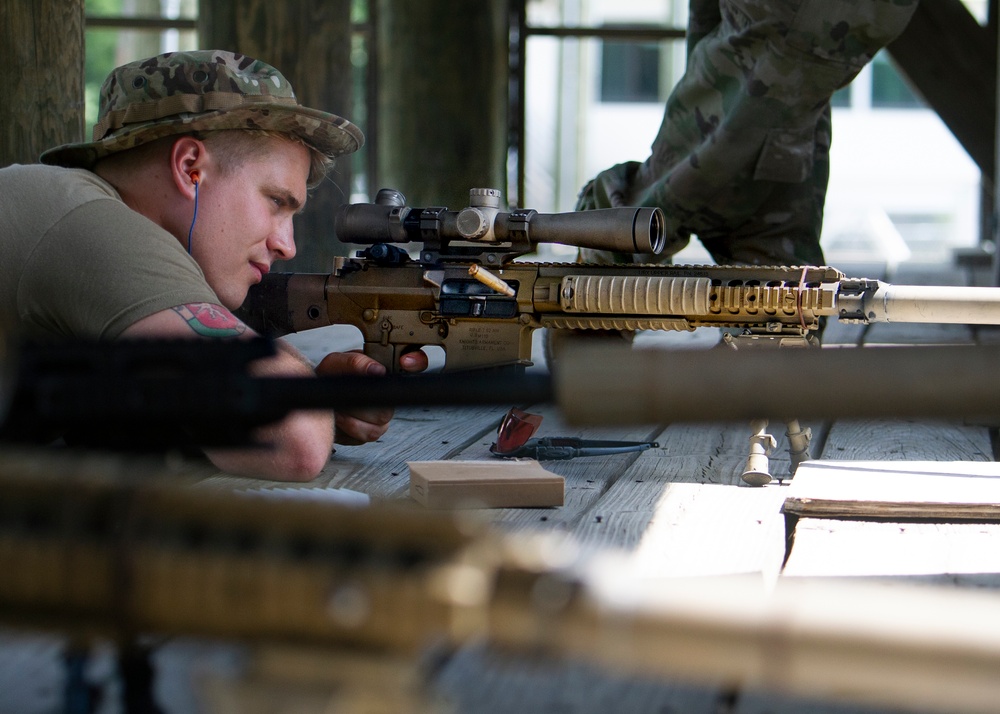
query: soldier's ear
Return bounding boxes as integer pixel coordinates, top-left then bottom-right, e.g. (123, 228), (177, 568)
(169, 135), (207, 198)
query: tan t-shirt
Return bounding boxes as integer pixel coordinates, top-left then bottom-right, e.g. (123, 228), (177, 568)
(0, 164), (220, 339)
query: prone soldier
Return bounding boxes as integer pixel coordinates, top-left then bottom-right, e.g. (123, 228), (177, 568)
(0, 50), (428, 480)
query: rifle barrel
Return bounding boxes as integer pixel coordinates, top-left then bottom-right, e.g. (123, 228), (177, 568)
(871, 284), (1000, 324)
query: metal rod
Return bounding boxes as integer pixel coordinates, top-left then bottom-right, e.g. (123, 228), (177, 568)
(84, 16), (197, 30)
(525, 26), (686, 41)
(267, 371), (554, 410)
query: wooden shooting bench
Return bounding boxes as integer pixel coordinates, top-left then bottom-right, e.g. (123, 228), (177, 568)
(3, 258), (1000, 714)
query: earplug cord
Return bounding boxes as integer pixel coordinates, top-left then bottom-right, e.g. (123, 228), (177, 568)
(187, 172), (200, 254)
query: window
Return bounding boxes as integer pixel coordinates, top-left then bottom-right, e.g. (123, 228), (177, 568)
(871, 52), (923, 109)
(600, 28), (662, 103)
(84, 0), (199, 128)
(831, 84), (851, 108)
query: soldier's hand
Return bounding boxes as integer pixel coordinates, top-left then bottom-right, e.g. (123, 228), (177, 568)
(315, 349), (428, 445)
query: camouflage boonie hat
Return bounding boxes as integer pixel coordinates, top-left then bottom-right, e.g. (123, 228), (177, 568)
(40, 50), (364, 168)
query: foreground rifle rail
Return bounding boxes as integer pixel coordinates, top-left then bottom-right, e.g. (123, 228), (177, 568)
(0, 338), (552, 451)
(239, 189), (1000, 374)
(6, 339), (1000, 450)
(6, 338), (1000, 487)
(3, 455), (1000, 714)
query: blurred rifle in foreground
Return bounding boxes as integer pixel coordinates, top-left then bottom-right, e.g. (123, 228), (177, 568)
(0, 337), (551, 451)
(239, 188), (1000, 372)
(3, 338), (1000, 450)
(3, 337), (1000, 713)
(2, 453), (1000, 714)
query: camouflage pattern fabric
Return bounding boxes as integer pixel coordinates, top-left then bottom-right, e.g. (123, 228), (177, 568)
(576, 0), (920, 267)
(41, 50), (363, 169)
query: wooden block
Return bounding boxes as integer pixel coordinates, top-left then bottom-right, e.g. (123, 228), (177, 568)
(783, 460), (1000, 520)
(408, 460), (564, 509)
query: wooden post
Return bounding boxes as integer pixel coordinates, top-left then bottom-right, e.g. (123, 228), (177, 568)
(199, 0), (355, 272)
(0, 0), (85, 167)
(374, 0), (508, 211)
(887, 0), (996, 184)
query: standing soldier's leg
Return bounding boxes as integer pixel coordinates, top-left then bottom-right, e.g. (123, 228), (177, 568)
(576, 0), (919, 266)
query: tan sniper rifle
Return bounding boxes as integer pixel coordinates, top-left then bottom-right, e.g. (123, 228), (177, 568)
(239, 188), (1000, 373)
(238, 188), (1000, 484)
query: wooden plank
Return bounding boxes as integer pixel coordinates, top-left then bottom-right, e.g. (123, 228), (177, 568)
(433, 644), (724, 714)
(480, 418), (806, 551)
(887, 0), (996, 181)
(446, 401), (669, 535)
(483, 415), (818, 548)
(565, 419), (805, 552)
(0, 0), (84, 166)
(820, 418), (992, 461)
(324, 404), (505, 499)
(467, 462), (660, 542)
(736, 688), (916, 714)
(0, 630), (67, 714)
(782, 461), (1000, 580)
(784, 460), (1000, 520)
(783, 517), (1000, 580)
(607, 419), (821, 484)
(619, 483), (789, 581)
(461, 416), (801, 543)
(197, 403), (504, 497)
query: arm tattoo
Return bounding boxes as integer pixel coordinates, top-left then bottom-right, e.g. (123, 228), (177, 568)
(172, 303), (247, 338)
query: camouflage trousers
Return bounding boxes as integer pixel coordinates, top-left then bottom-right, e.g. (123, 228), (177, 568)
(576, 0), (920, 266)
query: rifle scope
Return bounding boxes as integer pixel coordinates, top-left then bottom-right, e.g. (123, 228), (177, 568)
(335, 190), (665, 256)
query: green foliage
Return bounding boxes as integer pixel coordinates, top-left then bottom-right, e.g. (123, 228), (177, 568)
(83, 0), (200, 129)
(85, 0), (121, 16)
(351, 0), (368, 23)
(84, 0), (124, 128)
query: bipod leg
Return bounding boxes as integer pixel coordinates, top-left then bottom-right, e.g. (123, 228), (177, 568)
(741, 418), (776, 487)
(783, 418), (812, 480)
